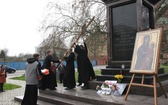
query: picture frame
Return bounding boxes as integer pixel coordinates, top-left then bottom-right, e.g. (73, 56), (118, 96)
(130, 28), (162, 74)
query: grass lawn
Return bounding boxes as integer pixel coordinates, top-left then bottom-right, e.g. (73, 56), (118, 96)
(75, 70), (101, 81)
(4, 83), (22, 91)
(160, 65), (168, 73)
(10, 75), (25, 81)
(10, 70), (101, 82)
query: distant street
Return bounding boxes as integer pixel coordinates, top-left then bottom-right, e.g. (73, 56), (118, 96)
(0, 65), (106, 105)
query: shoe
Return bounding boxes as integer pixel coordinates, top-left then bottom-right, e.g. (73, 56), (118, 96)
(0, 90), (5, 92)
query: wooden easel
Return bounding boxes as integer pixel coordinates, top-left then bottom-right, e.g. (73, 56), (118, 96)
(124, 73), (167, 105)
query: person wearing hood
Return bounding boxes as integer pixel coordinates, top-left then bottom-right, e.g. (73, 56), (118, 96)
(21, 53), (41, 105)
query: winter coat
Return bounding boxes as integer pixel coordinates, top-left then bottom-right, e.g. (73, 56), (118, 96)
(0, 68), (6, 83)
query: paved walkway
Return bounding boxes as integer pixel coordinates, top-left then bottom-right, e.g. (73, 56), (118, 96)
(1, 65), (168, 105)
(0, 71), (25, 105)
(0, 65), (106, 105)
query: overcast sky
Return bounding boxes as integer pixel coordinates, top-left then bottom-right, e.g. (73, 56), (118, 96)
(0, 0), (67, 56)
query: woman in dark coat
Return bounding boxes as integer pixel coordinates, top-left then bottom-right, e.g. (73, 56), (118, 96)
(63, 49), (76, 90)
(0, 65), (7, 92)
(41, 50), (60, 90)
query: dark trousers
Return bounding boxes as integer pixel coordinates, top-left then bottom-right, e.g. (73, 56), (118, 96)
(0, 83), (4, 91)
(41, 72), (57, 90)
(59, 73), (64, 83)
(21, 85), (38, 105)
(78, 72), (82, 84)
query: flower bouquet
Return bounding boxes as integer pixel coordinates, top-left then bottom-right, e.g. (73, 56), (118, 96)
(114, 74), (124, 83)
(41, 69), (49, 75)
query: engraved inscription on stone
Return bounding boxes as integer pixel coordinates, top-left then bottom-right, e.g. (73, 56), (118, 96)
(112, 3), (137, 61)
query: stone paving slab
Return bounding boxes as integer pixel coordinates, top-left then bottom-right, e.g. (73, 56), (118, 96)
(0, 71), (25, 105)
(15, 96), (56, 105)
(1, 68), (168, 105)
(39, 84), (168, 105)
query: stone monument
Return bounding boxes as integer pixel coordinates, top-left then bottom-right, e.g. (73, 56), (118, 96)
(92, 0), (168, 96)
(102, 0), (156, 68)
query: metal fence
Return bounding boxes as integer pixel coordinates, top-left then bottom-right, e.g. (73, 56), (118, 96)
(0, 60), (97, 70)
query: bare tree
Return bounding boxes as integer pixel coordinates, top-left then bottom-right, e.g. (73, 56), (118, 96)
(155, 0), (168, 54)
(38, 0), (168, 59)
(0, 49), (8, 63)
(155, 0), (168, 21)
(39, 0), (107, 58)
(37, 29), (67, 59)
(71, 0), (107, 59)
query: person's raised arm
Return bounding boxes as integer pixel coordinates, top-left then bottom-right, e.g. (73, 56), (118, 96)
(84, 42), (88, 54)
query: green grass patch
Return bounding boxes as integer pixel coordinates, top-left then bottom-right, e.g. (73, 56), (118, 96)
(94, 70), (101, 75)
(11, 70), (101, 82)
(10, 75), (25, 81)
(160, 65), (168, 73)
(4, 83), (22, 90)
(75, 71), (78, 81)
(75, 69), (101, 81)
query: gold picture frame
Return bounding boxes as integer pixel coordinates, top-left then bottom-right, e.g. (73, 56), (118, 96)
(130, 28), (162, 74)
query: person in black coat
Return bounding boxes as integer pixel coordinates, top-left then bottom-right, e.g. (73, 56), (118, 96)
(75, 42), (95, 90)
(75, 45), (83, 86)
(63, 49), (76, 90)
(34, 54), (43, 89)
(41, 50), (60, 90)
(84, 42), (96, 81)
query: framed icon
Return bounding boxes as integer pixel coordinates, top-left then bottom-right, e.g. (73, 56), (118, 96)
(130, 28), (162, 74)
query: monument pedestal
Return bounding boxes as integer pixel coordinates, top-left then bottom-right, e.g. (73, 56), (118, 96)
(89, 67), (168, 96)
(97, 68), (167, 84)
(92, 0), (168, 97)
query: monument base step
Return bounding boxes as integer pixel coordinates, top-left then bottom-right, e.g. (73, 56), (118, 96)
(38, 88), (122, 105)
(89, 79), (168, 96)
(14, 85), (123, 105)
(14, 83), (168, 105)
(14, 96), (55, 105)
(14, 94), (92, 105)
(101, 68), (164, 76)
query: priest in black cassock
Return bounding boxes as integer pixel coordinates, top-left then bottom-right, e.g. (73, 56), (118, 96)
(63, 49), (76, 90)
(41, 50), (60, 90)
(75, 44), (83, 86)
(75, 41), (95, 90)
